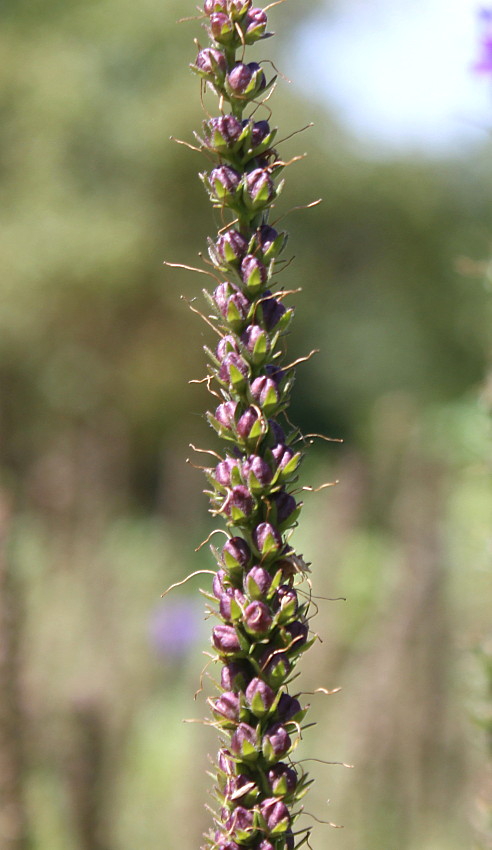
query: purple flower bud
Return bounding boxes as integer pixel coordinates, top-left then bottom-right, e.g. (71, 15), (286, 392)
(274, 584), (298, 616)
(260, 797), (290, 833)
(211, 691), (241, 722)
(226, 61), (265, 96)
(283, 619), (309, 648)
(242, 454), (272, 489)
(241, 324), (268, 355)
(245, 676), (275, 716)
(262, 723), (291, 762)
(225, 805), (255, 837)
(276, 692), (302, 723)
(216, 229), (248, 265)
(229, 0), (252, 16)
(225, 484), (254, 520)
(261, 294), (286, 330)
(209, 11), (235, 42)
(245, 7), (268, 40)
(267, 762), (297, 796)
(224, 773), (258, 805)
(268, 419), (285, 444)
(250, 376), (278, 410)
(245, 167), (275, 208)
(260, 648), (291, 687)
(215, 400), (238, 429)
(222, 536), (251, 571)
(214, 836), (240, 850)
(204, 0), (223, 12)
(219, 587), (246, 621)
(244, 565), (272, 598)
(250, 119), (271, 147)
(213, 623), (241, 654)
(272, 491), (297, 525)
(213, 282), (250, 325)
(258, 842), (275, 850)
(215, 456), (239, 488)
(219, 351), (250, 386)
(252, 522), (282, 557)
(230, 722), (258, 760)
(213, 568), (228, 598)
(210, 164), (241, 198)
(240, 255), (267, 291)
(243, 600), (272, 635)
(204, 115), (243, 151)
(217, 748), (235, 775)
(221, 660), (251, 691)
(195, 47), (227, 78)
(271, 443), (296, 471)
(236, 406), (260, 440)
(216, 334), (238, 362)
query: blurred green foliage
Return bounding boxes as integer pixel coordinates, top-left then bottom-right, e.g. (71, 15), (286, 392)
(0, 1), (491, 849)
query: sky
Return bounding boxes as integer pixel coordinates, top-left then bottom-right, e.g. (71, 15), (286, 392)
(295, 0), (492, 156)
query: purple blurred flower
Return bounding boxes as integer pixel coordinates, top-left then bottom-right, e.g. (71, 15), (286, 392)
(148, 597), (201, 659)
(473, 8), (492, 73)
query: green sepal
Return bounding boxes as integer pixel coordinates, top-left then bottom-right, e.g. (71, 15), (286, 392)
(229, 594), (244, 623)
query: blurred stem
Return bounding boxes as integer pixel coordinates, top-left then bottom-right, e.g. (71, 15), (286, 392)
(0, 493), (30, 850)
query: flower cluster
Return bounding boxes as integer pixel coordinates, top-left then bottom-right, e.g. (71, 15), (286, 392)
(189, 4), (316, 849)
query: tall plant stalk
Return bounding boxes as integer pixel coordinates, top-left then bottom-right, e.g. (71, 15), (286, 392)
(182, 3), (329, 848)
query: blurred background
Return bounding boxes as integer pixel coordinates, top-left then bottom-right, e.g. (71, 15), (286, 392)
(0, 0), (491, 848)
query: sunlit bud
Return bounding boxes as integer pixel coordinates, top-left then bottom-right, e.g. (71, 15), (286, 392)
(215, 456), (240, 488)
(226, 61), (266, 98)
(244, 167), (275, 210)
(211, 691), (241, 722)
(216, 334), (238, 362)
(204, 115), (243, 153)
(193, 47), (227, 82)
(219, 587), (246, 621)
(219, 351), (250, 389)
(216, 229), (248, 266)
(243, 600), (272, 635)
(204, 0), (227, 13)
(242, 454), (272, 489)
(260, 797), (291, 832)
(244, 565), (272, 598)
(267, 762), (298, 797)
(217, 748), (235, 776)
(215, 400), (238, 429)
(221, 660), (252, 691)
(225, 806), (255, 841)
(224, 485), (255, 523)
(252, 522), (282, 557)
(224, 773), (259, 807)
(222, 536), (251, 571)
(250, 376), (278, 412)
(241, 325), (269, 361)
(208, 164), (242, 201)
(213, 568), (228, 598)
(213, 623), (241, 653)
(262, 723), (291, 762)
(245, 676), (275, 716)
(244, 7), (268, 42)
(240, 255), (268, 293)
(230, 722), (258, 760)
(210, 11), (236, 43)
(236, 406), (262, 441)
